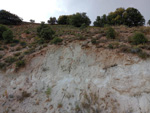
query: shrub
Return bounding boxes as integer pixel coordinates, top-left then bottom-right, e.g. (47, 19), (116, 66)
(80, 23), (88, 29)
(138, 51), (149, 59)
(0, 63), (6, 70)
(16, 60), (25, 68)
(20, 41), (27, 47)
(25, 30), (30, 34)
(37, 22), (49, 36)
(0, 24), (8, 40)
(40, 27), (55, 40)
(45, 87), (51, 97)
(2, 29), (13, 43)
(91, 38), (97, 44)
(35, 37), (45, 44)
(37, 23), (55, 40)
(106, 27), (116, 39)
(24, 48), (35, 55)
(5, 56), (17, 64)
(14, 52), (21, 57)
(13, 39), (20, 44)
(108, 42), (119, 49)
(51, 37), (63, 44)
(129, 32), (148, 45)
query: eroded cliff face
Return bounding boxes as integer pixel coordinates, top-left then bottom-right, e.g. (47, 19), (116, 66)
(1, 41), (150, 113)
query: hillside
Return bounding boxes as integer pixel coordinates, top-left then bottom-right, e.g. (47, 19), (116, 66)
(0, 24), (150, 113)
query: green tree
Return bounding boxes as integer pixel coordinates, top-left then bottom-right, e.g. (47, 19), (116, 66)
(30, 19), (35, 23)
(69, 13), (91, 27)
(123, 8), (145, 27)
(0, 10), (22, 25)
(94, 16), (102, 27)
(47, 17), (57, 25)
(58, 15), (69, 25)
(147, 20), (150, 26)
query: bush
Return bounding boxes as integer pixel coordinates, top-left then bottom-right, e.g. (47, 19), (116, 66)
(37, 22), (49, 36)
(40, 27), (55, 40)
(106, 27), (116, 39)
(0, 63), (6, 70)
(129, 32), (148, 45)
(138, 51), (149, 59)
(5, 56), (17, 64)
(37, 23), (55, 40)
(16, 60), (25, 68)
(51, 37), (63, 44)
(0, 24), (8, 40)
(91, 38), (97, 44)
(20, 41), (27, 47)
(80, 23), (88, 29)
(2, 29), (13, 43)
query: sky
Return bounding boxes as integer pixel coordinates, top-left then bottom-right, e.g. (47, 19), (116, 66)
(0, 0), (150, 24)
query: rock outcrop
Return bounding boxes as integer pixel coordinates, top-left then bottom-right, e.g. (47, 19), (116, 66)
(1, 42), (150, 113)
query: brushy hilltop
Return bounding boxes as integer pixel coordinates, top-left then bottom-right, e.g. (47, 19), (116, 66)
(0, 8), (150, 71)
(0, 23), (150, 71)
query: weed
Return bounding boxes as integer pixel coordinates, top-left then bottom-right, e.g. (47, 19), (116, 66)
(57, 103), (63, 108)
(16, 60), (25, 68)
(51, 37), (63, 44)
(129, 32), (148, 45)
(45, 87), (51, 97)
(5, 56), (17, 64)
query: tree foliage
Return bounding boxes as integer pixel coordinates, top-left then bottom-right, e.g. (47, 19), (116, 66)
(148, 20), (150, 26)
(0, 10), (22, 25)
(30, 19), (35, 23)
(47, 17), (57, 25)
(123, 8), (145, 27)
(94, 7), (145, 27)
(58, 15), (70, 25)
(69, 13), (91, 27)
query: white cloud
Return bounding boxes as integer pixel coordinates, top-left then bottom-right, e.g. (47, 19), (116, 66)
(0, 0), (65, 23)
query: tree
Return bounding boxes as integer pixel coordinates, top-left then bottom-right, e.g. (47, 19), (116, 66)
(30, 19), (35, 23)
(107, 8), (125, 25)
(123, 8), (145, 27)
(47, 17), (57, 25)
(94, 7), (145, 27)
(147, 20), (150, 26)
(69, 12), (91, 27)
(58, 15), (69, 25)
(0, 10), (22, 25)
